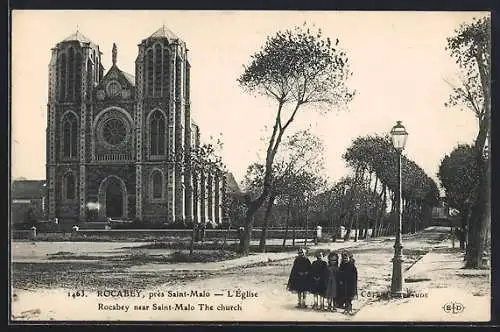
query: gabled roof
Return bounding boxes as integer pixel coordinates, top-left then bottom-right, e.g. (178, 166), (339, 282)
(12, 180), (46, 199)
(101, 65), (135, 88)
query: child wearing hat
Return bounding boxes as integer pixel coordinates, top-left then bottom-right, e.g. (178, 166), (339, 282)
(338, 250), (358, 313)
(309, 250), (329, 310)
(325, 251), (340, 311)
(287, 248), (312, 308)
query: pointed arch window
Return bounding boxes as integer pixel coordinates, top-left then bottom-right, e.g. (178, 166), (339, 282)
(68, 47), (75, 100)
(63, 172), (76, 201)
(162, 48), (170, 97)
(175, 58), (182, 100)
(150, 110), (166, 156)
(62, 112), (78, 158)
(59, 53), (67, 101)
(185, 61), (190, 102)
(146, 49), (154, 96)
(151, 170), (163, 200)
(154, 44), (162, 97)
(75, 52), (82, 100)
(87, 59), (93, 100)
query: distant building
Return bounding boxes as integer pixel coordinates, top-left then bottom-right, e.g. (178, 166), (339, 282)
(431, 196), (452, 225)
(11, 180), (47, 224)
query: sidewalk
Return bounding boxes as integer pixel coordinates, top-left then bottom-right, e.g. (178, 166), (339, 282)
(126, 240), (367, 273)
(352, 239), (491, 322)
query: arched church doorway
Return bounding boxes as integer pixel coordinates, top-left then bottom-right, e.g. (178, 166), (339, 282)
(106, 178), (123, 218)
(98, 176), (128, 219)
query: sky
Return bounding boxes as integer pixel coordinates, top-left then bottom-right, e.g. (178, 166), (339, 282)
(11, 10), (487, 191)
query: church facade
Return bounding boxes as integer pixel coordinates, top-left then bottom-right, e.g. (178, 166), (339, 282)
(46, 26), (227, 225)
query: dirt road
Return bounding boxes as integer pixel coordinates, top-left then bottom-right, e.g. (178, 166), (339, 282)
(11, 227), (490, 322)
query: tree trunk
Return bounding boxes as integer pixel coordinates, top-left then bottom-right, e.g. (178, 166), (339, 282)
(354, 210), (359, 242)
(381, 224), (387, 236)
(367, 176), (379, 239)
(259, 195), (275, 252)
(465, 208), (474, 261)
(375, 184), (387, 237)
(390, 190), (396, 214)
(406, 199), (411, 233)
(413, 201), (417, 233)
(377, 184), (387, 237)
(239, 108), (291, 255)
(331, 203), (337, 242)
(240, 182), (273, 254)
(414, 201), (419, 233)
(346, 209), (355, 241)
(484, 156), (491, 251)
(239, 199), (260, 254)
(372, 175), (378, 196)
(410, 200), (414, 233)
(363, 210), (369, 239)
(464, 59), (490, 264)
(304, 203), (309, 247)
(466, 152), (490, 269)
(282, 197), (292, 247)
(372, 197), (379, 238)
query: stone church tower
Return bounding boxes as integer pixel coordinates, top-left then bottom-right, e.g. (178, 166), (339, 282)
(46, 27), (226, 225)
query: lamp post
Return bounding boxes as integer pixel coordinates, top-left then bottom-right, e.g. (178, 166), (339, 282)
(390, 120), (408, 298)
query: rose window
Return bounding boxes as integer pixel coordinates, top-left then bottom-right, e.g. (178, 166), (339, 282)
(101, 118), (127, 146)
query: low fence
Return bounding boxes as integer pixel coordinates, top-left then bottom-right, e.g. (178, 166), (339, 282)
(12, 223), (378, 242)
(13, 230), (33, 240)
(12, 227), (323, 242)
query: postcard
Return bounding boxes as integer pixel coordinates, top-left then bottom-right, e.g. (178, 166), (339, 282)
(10, 10), (491, 323)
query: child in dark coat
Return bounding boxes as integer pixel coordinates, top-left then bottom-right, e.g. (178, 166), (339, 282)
(325, 252), (340, 312)
(309, 251), (329, 310)
(338, 251), (358, 313)
(287, 248), (311, 308)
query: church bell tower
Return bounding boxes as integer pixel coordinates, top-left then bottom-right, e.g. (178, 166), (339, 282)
(46, 30), (102, 222)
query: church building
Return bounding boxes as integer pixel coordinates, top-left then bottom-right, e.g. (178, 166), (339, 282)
(46, 26), (227, 225)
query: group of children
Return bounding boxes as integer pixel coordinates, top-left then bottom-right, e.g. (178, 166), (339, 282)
(287, 248), (358, 314)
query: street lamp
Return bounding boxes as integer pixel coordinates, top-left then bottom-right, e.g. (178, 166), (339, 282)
(390, 120), (408, 298)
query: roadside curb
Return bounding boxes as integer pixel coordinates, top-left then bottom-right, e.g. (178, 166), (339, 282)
(404, 238), (454, 275)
